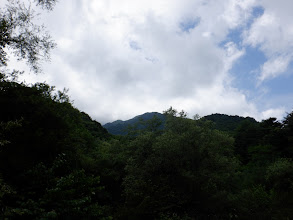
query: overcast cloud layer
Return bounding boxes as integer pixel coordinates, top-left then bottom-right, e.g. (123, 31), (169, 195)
(5, 0), (293, 124)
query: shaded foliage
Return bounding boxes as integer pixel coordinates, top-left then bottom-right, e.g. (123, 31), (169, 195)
(1, 76), (293, 219)
(104, 112), (166, 136)
(203, 113), (257, 136)
(0, 76), (112, 219)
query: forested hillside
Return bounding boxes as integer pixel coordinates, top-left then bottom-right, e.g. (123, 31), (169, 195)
(203, 113), (257, 135)
(1, 76), (293, 219)
(103, 112), (166, 135)
(1, 1), (293, 219)
(103, 112), (258, 136)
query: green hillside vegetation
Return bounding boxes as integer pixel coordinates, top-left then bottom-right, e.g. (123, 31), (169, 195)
(103, 112), (256, 136)
(1, 1), (293, 219)
(203, 113), (257, 135)
(1, 76), (293, 219)
(103, 112), (166, 135)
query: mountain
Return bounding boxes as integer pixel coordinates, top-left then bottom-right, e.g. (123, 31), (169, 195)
(203, 113), (258, 135)
(103, 112), (258, 136)
(103, 112), (166, 135)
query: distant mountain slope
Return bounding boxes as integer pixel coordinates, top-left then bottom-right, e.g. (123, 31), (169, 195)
(103, 112), (258, 136)
(203, 113), (258, 135)
(103, 112), (166, 135)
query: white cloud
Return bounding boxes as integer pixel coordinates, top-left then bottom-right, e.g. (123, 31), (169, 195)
(4, 0), (291, 124)
(244, 0), (293, 81)
(259, 56), (291, 81)
(261, 107), (286, 120)
(224, 42), (245, 70)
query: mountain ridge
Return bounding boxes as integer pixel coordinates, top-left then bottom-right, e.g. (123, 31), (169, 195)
(103, 112), (258, 135)
(103, 112), (165, 135)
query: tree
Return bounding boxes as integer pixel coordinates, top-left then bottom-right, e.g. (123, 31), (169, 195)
(122, 108), (239, 219)
(234, 120), (262, 163)
(0, 78), (113, 219)
(265, 158), (293, 219)
(34, 0), (58, 11)
(0, 0), (56, 73)
(282, 110), (293, 157)
(0, 119), (22, 150)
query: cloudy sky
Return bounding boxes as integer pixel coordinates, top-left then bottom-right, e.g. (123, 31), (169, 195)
(6, 0), (293, 124)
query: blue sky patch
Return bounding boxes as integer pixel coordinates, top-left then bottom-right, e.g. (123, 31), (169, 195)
(243, 6), (265, 31)
(263, 62), (293, 95)
(129, 41), (141, 51)
(230, 46), (266, 95)
(179, 17), (200, 33)
(225, 28), (243, 46)
(252, 6), (264, 18)
(220, 6), (264, 48)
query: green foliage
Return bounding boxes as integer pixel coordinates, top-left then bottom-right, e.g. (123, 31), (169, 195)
(122, 108), (239, 219)
(1, 68), (293, 219)
(265, 158), (293, 219)
(266, 158), (293, 191)
(1, 168), (112, 219)
(282, 111), (293, 157)
(0, 118), (22, 147)
(0, 0), (56, 73)
(0, 76), (113, 219)
(104, 112), (166, 136)
(0, 80), (71, 179)
(41, 169), (109, 219)
(230, 185), (274, 219)
(203, 113), (257, 135)
(234, 120), (262, 163)
(0, 175), (15, 216)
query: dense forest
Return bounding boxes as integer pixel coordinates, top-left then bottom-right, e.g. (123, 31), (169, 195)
(103, 112), (257, 136)
(1, 1), (293, 219)
(103, 112), (166, 135)
(1, 75), (293, 219)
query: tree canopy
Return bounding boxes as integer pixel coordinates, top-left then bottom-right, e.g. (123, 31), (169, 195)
(0, 0), (56, 73)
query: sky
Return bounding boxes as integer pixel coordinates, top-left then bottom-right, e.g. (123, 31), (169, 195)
(4, 0), (293, 124)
